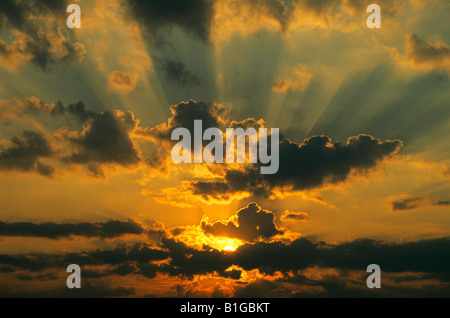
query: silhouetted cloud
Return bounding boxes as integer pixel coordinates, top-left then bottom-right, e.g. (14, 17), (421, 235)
(0, 242), (168, 272)
(0, 98), (144, 176)
(191, 134), (403, 199)
(0, 130), (54, 176)
(392, 196), (450, 211)
(157, 235), (450, 283)
(64, 111), (141, 167)
(201, 202), (283, 242)
(65, 101), (97, 122)
(0, 219), (145, 239)
(234, 272), (450, 298)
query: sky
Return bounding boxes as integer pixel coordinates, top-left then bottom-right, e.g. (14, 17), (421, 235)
(0, 0), (449, 298)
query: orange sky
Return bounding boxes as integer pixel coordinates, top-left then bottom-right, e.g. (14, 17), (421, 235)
(0, 0), (449, 298)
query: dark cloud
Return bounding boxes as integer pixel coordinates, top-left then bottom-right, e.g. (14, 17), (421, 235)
(157, 237), (233, 279)
(124, 0), (214, 43)
(234, 272), (450, 298)
(160, 59), (201, 86)
(79, 243), (169, 266)
(65, 101), (97, 122)
(0, 219), (145, 239)
(0, 0), (28, 30)
(191, 134), (403, 199)
(0, 253), (51, 272)
(0, 242), (168, 272)
(0, 130), (54, 176)
(280, 211), (311, 222)
(65, 111), (140, 167)
(0, 98), (143, 176)
(157, 235), (450, 284)
(0, 0), (85, 70)
(392, 196), (450, 211)
(201, 202), (283, 242)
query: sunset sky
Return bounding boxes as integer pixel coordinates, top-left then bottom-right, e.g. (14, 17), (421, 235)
(0, 0), (449, 297)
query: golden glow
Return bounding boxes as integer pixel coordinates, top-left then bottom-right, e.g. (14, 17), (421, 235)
(223, 246), (235, 252)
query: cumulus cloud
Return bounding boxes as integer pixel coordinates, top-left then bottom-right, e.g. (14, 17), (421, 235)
(190, 134), (403, 199)
(63, 111), (141, 168)
(0, 97), (145, 176)
(65, 101), (98, 122)
(0, 130), (54, 176)
(0, 219), (145, 239)
(391, 196), (450, 211)
(201, 202), (284, 242)
(0, 0), (86, 70)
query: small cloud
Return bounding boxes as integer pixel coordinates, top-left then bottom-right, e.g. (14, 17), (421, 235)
(0, 218), (146, 239)
(272, 65), (313, 93)
(391, 195), (450, 211)
(63, 111), (141, 169)
(280, 211), (311, 223)
(108, 71), (138, 92)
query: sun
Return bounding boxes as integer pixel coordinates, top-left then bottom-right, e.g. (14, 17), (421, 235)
(223, 246), (236, 252)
